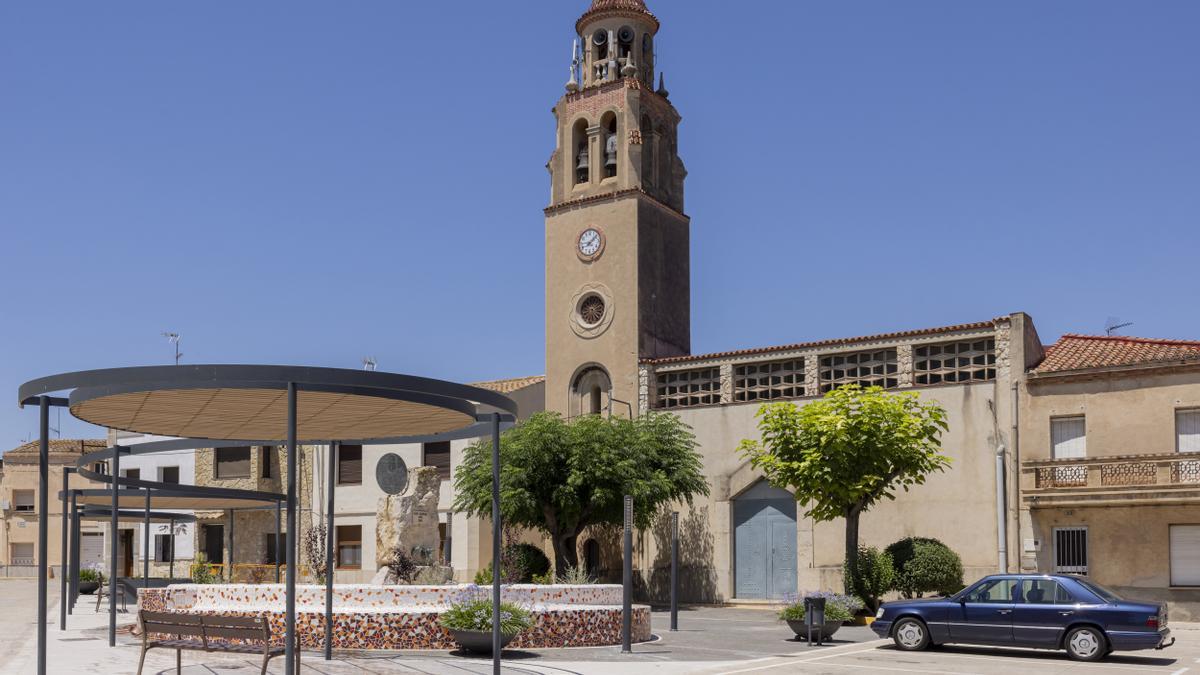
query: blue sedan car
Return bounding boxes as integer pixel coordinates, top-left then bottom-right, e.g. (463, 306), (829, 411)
(871, 574), (1173, 661)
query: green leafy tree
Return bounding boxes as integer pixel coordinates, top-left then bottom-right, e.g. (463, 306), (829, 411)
(453, 411), (709, 571)
(738, 385), (950, 609)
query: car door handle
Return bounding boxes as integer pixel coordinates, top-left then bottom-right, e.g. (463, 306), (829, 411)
(997, 609), (1012, 615)
(1059, 611), (1074, 616)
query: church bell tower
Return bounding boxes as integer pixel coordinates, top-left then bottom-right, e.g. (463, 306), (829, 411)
(545, 0), (690, 417)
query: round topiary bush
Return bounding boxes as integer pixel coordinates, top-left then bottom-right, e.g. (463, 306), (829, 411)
(885, 537), (964, 598)
(504, 543), (552, 583)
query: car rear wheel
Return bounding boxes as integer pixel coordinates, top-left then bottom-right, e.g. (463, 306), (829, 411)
(1065, 626), (1107, 661)
(892, 618), (930, 651)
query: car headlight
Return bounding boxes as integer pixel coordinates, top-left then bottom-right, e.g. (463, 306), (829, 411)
(876, 607), (885, 619)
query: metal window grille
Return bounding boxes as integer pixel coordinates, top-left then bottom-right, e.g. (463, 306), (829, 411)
(734, 359), (805, 402)
(1054, 527), (1089, 575)
(914, 338), (996, 385)
(10, 543), (34, 566)
(819, 349), (898, 394)
(655, 368), (721, 409)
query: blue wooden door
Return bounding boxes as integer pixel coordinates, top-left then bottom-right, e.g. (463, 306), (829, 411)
(734, 482), (798, 599)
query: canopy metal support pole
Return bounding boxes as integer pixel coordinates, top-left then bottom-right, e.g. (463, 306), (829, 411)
(285, 382), (298, 674)
(169, 518), (175, 579)
(622, 495), (633, 654)
(670, 510), (679, 632)
(275, 502), (282, 583)
(69, 492), (79, 613)
(109, 445), (120, 647)
(491, 412), (502, 675)
(228, 508), (235, 582)
(60, 467), (71, 630)
(143, 490), (150, 585)
(36, 397), (49, 675)
(325, 441), (336, 660)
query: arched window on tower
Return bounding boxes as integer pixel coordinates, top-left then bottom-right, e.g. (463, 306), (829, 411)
(572, 118), (590, 185)
(572, 366), (612, 417)
(601, 112), (618, 179)
(592, 29), (609, 82)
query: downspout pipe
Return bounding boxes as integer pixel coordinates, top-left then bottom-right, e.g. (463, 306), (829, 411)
(996, 442), (1008, 573)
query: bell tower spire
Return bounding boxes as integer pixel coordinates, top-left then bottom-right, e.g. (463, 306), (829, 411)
(544, 0), (690, 417)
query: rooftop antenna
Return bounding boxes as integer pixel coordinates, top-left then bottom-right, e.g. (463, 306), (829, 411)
(1104, 317), (1134, 337)
(362, 356), (378, 372)
(162, 332), (182, 365)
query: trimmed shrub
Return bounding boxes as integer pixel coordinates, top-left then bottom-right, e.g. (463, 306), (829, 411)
(886, 537), (964, 598)
(504, 543), (552, 583)
(843, 545), (894, 613)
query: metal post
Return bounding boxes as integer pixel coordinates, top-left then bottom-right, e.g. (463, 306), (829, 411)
(69, 492), (79, 613)
(36, 397), (49, 675)
(670, 510), (679, 632)
(325, 441), (336, 660)
(168, 518), (175, 579)
(60, 467), (70, 630)
(143, 490), (150, 585)
(491, 413), (502, 674)
(275, 501), (282, 583)
(284, 382), (298, 674)
(622, 495), (633, 654)
(109, 445), (120, 647)
(228, 508), (235, 582)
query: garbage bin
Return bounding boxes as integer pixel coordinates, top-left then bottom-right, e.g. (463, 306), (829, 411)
(804, 596), (827, 646)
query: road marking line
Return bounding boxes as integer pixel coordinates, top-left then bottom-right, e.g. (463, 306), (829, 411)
(904, 649), (1178, 673)
(715, 643), (886, 674)
(814, 663), (983, 675)
(1169, 669), (1188, 675)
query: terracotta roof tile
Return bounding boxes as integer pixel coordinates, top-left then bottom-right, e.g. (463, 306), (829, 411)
(644, 319), (1002, 365)
(1033, 334), (1200, 374)
(3, 438), (106, 460)
(470, 376), (545, 395)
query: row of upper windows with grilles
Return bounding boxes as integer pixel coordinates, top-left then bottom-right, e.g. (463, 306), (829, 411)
(652, 337), (998, 410)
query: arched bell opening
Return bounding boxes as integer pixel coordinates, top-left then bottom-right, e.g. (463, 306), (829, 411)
(601, 112), (618, 179)
(570, 365), (612, 418)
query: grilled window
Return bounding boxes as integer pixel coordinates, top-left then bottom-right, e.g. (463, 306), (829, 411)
(10, 543), (34, 565)
(1054, 527), (1089, 575)
(423, 442), (451, 481)
(914, 338), (996, 385)
(655, 368), (721, 409)
(819, 349), (898, 393)
(734, 359), (805, 402)
(215, 447), (252, 479)
(338, 445), (363, 486)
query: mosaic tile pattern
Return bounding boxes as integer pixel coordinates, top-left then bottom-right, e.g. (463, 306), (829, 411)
(138, 584), (650, 649)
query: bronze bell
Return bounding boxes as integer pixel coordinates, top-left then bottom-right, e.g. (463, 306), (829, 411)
(604, 135), (618, 176)
(576, 146), (590, 182)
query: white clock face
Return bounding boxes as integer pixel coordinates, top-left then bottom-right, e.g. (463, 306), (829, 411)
(578, 228), (603, 257)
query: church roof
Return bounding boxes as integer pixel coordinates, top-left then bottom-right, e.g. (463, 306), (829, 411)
(2, 438), (106, 462)
(470, 375), (545, 395)
(577, 0), (659, 34)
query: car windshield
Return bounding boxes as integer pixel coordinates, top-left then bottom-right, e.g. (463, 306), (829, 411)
(1074, 578), (1123, 603)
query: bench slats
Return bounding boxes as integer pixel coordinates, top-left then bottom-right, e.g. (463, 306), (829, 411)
(143, 622), (207, 639)
(204, 625), (268, 640)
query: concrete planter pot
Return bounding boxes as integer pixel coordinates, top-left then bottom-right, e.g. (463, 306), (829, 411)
(77, 581), (100, 595)
(786, 620), (842, 641)
(449, 629), (518, 653)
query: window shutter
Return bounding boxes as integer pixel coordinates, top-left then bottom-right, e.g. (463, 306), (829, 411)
(1178, 410), (1200, 453)
(423, 442), (452, 481)
(1051, 417), (1087, 459)
(338, 446), (363, 485)
(1171, 525), (1200, 586)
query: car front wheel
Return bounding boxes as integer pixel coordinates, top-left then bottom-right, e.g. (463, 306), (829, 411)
(892, 618), (930, 651)
(1065, 626), (1107, 661)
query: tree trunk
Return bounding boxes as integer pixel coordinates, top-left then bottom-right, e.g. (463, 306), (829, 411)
(552, 533), (579, 573)
(844, 507), (863, 604)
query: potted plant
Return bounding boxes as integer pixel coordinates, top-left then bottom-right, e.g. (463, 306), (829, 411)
(779, 591), (863, 641)
(438, 584), (532, 653)
(77, 566), (103, 595)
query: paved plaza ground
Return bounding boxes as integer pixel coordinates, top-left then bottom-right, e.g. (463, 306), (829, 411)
(2, 579), (1198, 674)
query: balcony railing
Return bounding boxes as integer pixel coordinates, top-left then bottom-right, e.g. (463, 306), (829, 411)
(1024, 452), (1200, 496)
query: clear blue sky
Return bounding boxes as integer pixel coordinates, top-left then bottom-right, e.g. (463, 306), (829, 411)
(2, 1), (1197, 448)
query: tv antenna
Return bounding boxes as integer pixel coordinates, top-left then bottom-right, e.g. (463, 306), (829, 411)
(162, 332), (183, 365)
(1104, 317), (1134, 337)
(362, 356), (378, 372)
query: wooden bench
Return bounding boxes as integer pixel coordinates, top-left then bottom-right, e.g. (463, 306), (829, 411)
(137, 610), (298, 675)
